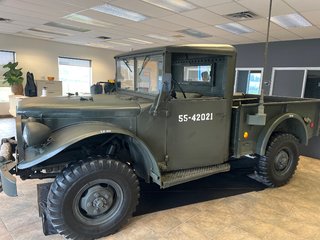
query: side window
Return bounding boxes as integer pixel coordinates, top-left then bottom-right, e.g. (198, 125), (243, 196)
(235, 68), (263, 95)
(137, 55), (163, 94)
(183, 65), (211, 82)
(117, 58), (134, 91)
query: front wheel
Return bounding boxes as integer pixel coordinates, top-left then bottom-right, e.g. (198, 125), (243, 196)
(47, 159), (140, 240)
(257, 133), (299, 187)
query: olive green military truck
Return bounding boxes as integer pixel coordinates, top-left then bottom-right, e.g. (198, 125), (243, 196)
(1, 45), (320, 239)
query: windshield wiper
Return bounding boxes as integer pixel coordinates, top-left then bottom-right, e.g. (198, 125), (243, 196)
(122, 59), (132, 72)
(139, 56), (150, 75)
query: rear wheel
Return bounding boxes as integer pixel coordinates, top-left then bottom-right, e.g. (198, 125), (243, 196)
(257, 133), (299, 187)
(47, 159), (140, 240)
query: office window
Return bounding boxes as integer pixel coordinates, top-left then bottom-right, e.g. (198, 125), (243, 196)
(235, 68), (263, 95)
(0, 50), (15, 102)
(58, 57), (92, 95)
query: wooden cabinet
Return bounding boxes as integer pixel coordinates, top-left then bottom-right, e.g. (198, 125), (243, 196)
(36, 80), (62, 96)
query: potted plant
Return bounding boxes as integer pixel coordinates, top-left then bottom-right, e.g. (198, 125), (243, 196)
(2, 62), (24, 95)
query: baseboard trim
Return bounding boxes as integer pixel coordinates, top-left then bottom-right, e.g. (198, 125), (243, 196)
(0, 115), (13, 118)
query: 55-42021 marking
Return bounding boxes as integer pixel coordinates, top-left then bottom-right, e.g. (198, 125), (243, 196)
(178, 113), (213, 122)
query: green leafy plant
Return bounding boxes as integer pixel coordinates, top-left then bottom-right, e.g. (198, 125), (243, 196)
(2, 62), (24, 86)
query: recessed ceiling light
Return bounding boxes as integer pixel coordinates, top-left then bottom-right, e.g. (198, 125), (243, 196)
(97, 36), (111, 40)
(91, 4), (147, 22)
(172, 34), (185, 38)
(146, 34), (176, 42)
(29, 28), (71, 37)
(178, 29), (212, 38)
(142, 0), (196, 13)
(271, 13), (312, 29)
(0, 17), (13, 23)
(215, 22), (254, 34)
(126, 38), (153, 44)
(63, 13), (113, 27)
(45, 22), (90, 32)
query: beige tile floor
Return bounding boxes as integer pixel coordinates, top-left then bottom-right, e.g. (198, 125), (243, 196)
(1, 118), (320, 240)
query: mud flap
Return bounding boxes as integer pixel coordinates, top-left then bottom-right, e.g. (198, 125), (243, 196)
(37, 182), (58, 236)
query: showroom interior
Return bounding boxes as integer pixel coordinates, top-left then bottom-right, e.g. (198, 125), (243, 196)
(0, 0), (320, 239)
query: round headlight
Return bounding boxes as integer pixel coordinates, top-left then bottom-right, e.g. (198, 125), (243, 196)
(23, 121), (51, 147)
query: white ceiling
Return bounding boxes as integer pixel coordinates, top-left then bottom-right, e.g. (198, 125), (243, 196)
(0, 0), (320, 51)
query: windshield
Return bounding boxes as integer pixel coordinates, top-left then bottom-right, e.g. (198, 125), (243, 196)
(117, 59), (134, 91)
(116, 54), (163, 95)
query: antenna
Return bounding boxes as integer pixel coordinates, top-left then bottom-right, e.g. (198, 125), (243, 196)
(247, 0), (272, 126)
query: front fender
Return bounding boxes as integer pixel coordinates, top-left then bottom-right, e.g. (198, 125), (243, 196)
(18, 122), (160, 179)
(256, 113), (308, 156)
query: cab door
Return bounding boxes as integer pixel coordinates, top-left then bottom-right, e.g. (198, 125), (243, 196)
(165, 97), (231, 171)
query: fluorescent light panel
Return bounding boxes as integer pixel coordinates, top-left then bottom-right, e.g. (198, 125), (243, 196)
(29, 28), (71, 36)
(45, 22), (90, 32)
(87, 43), (114, 49)
(271, 13), (311, 29)
(19, 31), (53, 39)
(215, 22), (254, 34)
(142, 0), (196, 13)
(146, 34), (175, 42)
(178, 29), (212, 38)
(64, 13), (113, 27)
(126, 38), (153, 44)
(91, 4), (147, 22)
(108, 41), (132, 46)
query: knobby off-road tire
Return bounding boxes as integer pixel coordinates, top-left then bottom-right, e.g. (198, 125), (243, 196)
(47, 159), (140, 240)
(257, 133), (299, 187)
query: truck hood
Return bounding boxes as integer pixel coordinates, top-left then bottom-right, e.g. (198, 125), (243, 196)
(17, 94), (150, 118)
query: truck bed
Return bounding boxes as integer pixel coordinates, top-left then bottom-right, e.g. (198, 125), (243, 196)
(231, 94), (320, 158)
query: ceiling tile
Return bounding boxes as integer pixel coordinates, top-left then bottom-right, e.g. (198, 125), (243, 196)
(193, 0), (233, 8)
(301, 10), (320, 26)
(207, 2), (248, 15)
(181, 9), (230, 25)
(288, 26), (320, 39)
(20, 0), (83, 14)
(270, 29), (302, 40)
(283, 0), (320, 12)
(143, 19), (185, 31)
(161, 14), (207, 28)
(240, 18), (285, 33)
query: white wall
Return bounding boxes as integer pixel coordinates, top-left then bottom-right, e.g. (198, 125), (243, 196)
(0, 33), (121, 115)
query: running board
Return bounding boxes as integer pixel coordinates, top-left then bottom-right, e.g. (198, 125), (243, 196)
(161, 163), (230, 188)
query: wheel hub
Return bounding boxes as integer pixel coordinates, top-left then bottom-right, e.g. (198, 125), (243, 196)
(80, 185), (114, 216)
(275, 150), (289, 171)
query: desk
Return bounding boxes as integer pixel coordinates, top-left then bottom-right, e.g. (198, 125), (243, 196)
(9, 95), (28, 117)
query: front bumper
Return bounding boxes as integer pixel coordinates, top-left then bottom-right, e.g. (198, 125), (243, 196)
(0, 160), (17, 197)
(0, 139), (17, 197)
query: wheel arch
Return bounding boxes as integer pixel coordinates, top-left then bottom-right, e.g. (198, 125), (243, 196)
(256, 113), (308, 156)
(18, 122), (160, 182)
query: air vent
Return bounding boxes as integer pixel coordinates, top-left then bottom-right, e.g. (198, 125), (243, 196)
(0, 17), (13, 23)
(97, 36), (110, 40)
(225, 11), (259, 21)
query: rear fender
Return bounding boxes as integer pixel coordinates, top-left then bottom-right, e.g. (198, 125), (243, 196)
(18, 122), (160, 181)
(256, 113), (308, 156)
